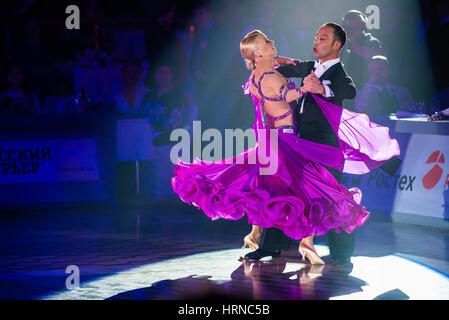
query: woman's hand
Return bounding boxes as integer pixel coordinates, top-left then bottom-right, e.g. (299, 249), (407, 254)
(303, 71), (325, 95)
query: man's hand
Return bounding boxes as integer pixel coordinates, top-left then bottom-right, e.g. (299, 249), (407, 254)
(303, 71), (325, 95)
(274, 56), (299, 67)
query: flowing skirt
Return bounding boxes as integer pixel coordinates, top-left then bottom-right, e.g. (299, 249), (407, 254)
(171, 127), (369, 240)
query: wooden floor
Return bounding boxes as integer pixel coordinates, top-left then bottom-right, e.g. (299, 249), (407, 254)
(0, 202), (448, 300)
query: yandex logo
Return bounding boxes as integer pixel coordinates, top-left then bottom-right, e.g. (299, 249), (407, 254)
(422, 151), (448, 190)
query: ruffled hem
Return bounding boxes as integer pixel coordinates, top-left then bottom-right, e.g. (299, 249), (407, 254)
(171, 163), (370, 240)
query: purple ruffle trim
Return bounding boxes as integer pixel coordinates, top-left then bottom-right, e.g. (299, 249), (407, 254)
(171, 163), (370, 240)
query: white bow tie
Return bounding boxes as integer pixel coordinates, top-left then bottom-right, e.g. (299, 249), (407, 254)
(314, 61), (326, 73)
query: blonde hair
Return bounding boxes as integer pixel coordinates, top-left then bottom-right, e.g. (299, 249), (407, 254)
(240, 30), (265, 70)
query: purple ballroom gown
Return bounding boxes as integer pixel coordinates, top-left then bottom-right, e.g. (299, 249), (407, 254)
(171, 75), (400, 240)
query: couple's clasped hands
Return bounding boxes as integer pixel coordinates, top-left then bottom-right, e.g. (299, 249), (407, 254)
(303, 70), (326, 95)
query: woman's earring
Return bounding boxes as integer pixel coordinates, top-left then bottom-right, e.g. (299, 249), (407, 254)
(259, 54), (262, 58)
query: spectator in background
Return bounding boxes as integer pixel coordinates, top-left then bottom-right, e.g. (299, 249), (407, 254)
(146, 4), (187, 87)
(190, 5), (234, 130)
(107, 61), (151, 118)
(146, 63), (190, 145)
(355, 56), (414, 116)
(0, 64), (40, 115)
(341, 10), (383, 91)
(145, 63), (191, 201)
(429, 87), (449, 115)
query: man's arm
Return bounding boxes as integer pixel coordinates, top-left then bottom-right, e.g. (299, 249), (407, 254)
(327, 69), (357, 102)
(276, 60), (312, 79)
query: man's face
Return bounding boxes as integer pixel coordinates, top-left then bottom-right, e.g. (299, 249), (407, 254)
(368, 60), (391, 85)
(313, 26), (338, 59)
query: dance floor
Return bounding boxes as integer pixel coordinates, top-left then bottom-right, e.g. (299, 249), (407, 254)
(1, 202), (448, 300)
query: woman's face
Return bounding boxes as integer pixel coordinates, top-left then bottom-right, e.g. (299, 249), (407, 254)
(257, 34), (276, 59)
(8, 67), (24, 88)
(155, 66), (173, 87)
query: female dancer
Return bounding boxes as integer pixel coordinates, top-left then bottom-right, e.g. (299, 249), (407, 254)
(171, 30), (399, 264)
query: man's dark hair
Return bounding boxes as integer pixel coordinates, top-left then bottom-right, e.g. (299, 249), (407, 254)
(323, 22), (347, 49)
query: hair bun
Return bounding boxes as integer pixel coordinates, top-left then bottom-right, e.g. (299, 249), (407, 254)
(245, 59), (255, 70)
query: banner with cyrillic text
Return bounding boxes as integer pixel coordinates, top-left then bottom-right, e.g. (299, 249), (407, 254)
(0, 139), (99, 183)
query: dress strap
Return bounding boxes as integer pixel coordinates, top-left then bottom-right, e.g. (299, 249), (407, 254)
(252, 71), (294, 122)
(254, 71), (284, 102)
(265, 109), (293, 121)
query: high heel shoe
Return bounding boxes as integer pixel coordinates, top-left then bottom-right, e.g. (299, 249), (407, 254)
(242, 234), (260, 251)
(298, 242), (325, 265)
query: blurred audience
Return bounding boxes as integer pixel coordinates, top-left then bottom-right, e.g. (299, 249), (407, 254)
(146, 63), (189, 145)
(341, 10), (383, 91)
(41, 78), (76, 115)
(355, 56), (414, 116)
(429, 88), (449, 114)
(106, 61), (151, 118)
(146, 4), (187, 86)
(145, 63), (190, 201)
(0, 64), (40, 115)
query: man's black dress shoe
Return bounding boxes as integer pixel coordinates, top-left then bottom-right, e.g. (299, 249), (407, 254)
(330, 258), (352, 265)
(241, 249), (281, 260)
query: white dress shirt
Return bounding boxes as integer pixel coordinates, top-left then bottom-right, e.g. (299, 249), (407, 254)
(300, 58), (340, 114)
